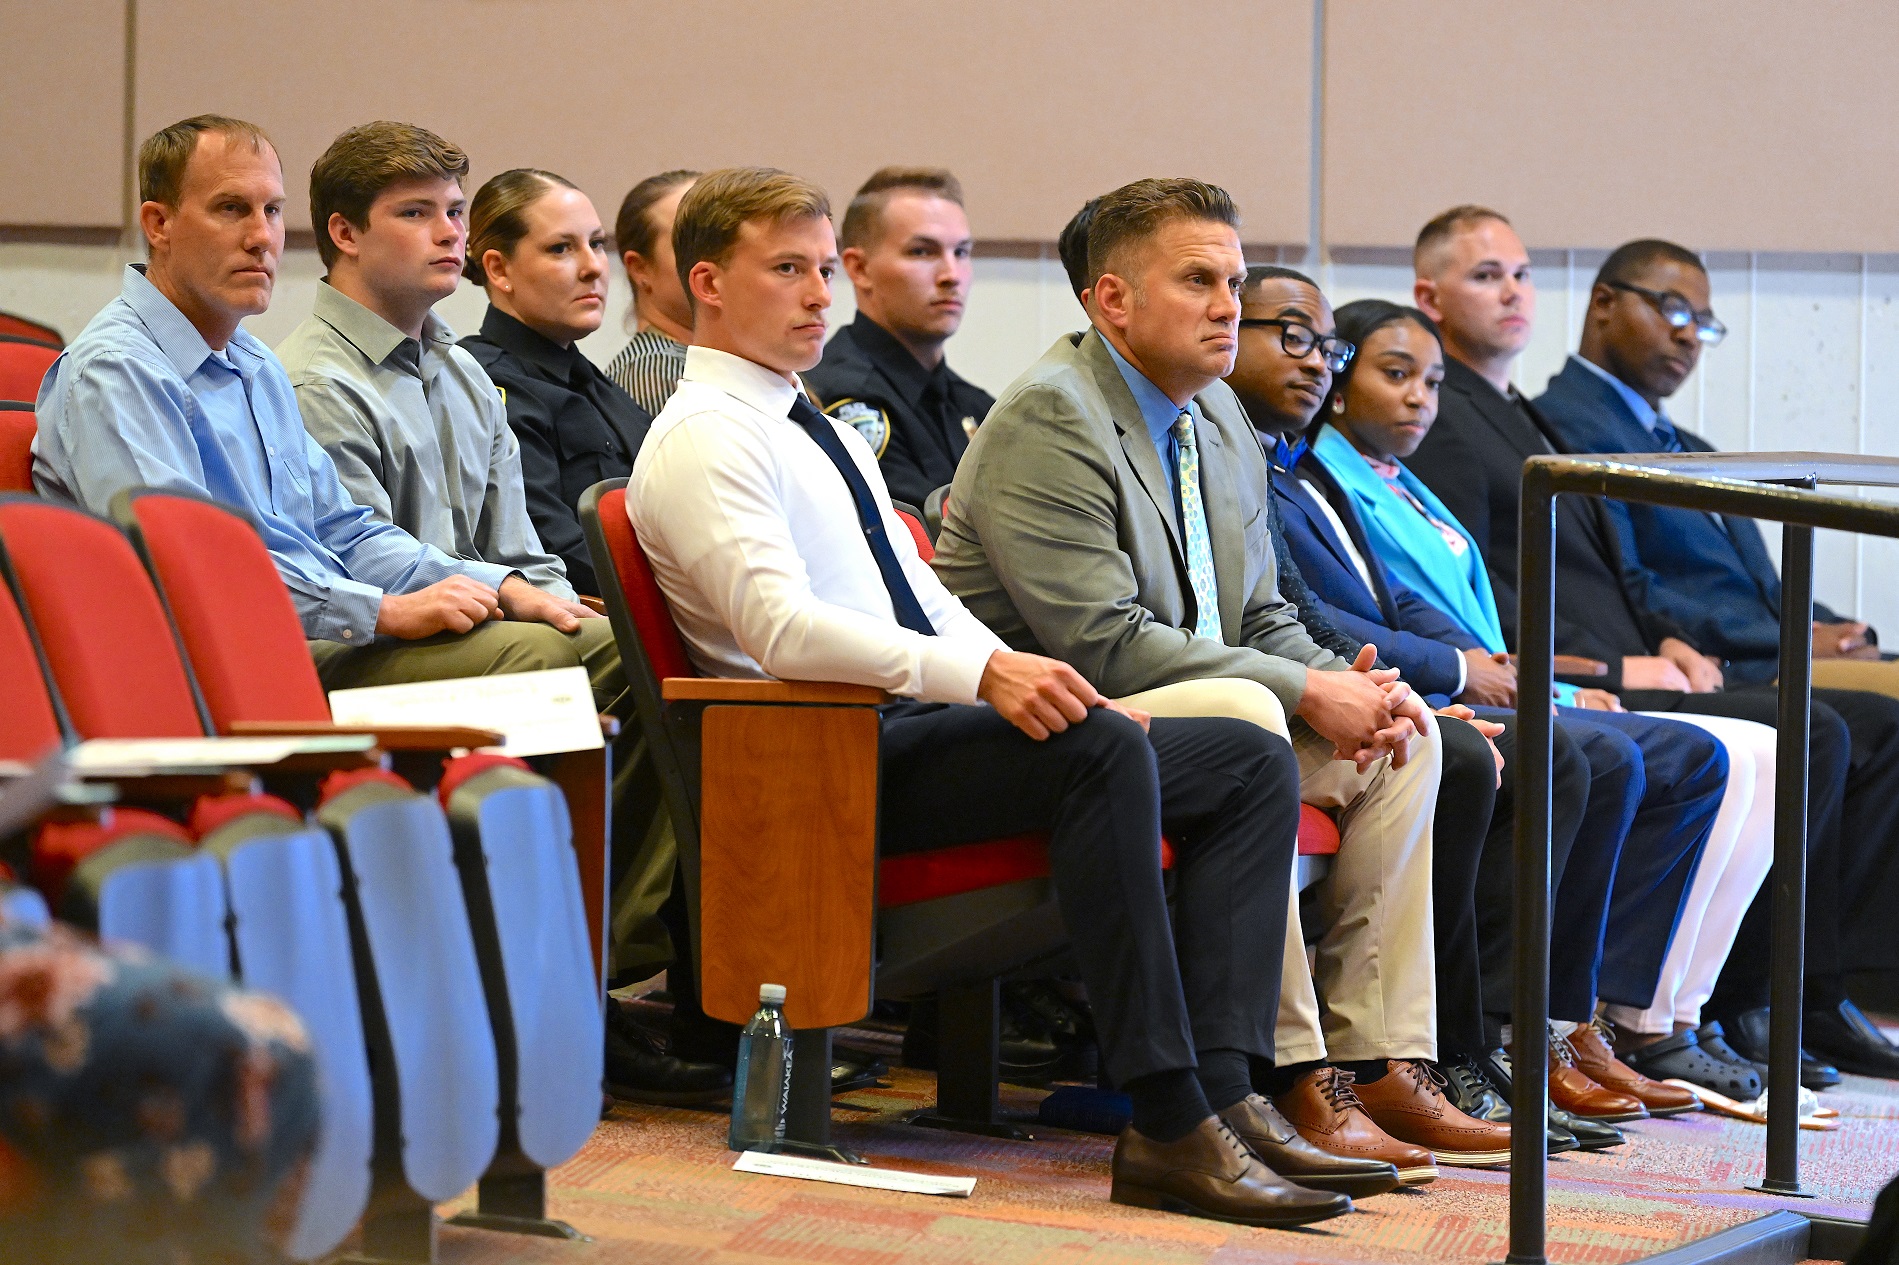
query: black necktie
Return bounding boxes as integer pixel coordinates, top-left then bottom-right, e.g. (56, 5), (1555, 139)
(787, 393), (937, 636)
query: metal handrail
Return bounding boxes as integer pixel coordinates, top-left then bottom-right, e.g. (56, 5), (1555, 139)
(1511, 451), (1899, 1265)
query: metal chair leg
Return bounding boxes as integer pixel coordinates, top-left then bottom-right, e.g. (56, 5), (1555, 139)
(911, 979), (1034, 1141)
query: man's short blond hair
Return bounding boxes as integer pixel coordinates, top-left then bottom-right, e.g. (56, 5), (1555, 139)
(138, 114), (275, 209)
(1413, 205), (1512, 276)
(671, 167), (832, 299)
(838, 166), (965, 252)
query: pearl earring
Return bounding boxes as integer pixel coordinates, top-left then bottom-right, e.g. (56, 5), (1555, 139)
(1332, 397), (1345, 414)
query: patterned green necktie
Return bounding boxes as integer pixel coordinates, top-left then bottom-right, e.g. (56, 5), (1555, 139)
(1172, 410), (1223, 641)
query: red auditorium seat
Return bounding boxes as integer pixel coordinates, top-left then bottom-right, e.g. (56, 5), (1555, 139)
(0, 311), (61, 347)
(0, 404), (34, 493)
(0, 335), (59, 405)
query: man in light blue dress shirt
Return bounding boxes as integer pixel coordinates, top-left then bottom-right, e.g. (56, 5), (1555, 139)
(33, 114), (603, 691)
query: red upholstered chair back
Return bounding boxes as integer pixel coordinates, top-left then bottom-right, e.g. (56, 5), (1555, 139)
(894, 507), (933, 563)
(116, 491), (331, 730)
(0, 573), (64, 760)
(0, 313), (61, 347)
(0, 337), (59, 404)
(0, 496), (204, 738)
(0, 407), (35, 493)
(590, 484), (695, 684)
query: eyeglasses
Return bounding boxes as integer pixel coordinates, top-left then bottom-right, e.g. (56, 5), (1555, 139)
(1607, 282), (1727, 346)
(1237, 319), (1356, 372)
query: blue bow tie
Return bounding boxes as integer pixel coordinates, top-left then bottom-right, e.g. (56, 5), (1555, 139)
(1272, 435), (1309, 471)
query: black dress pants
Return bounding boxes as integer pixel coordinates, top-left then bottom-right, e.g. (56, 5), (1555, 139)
(878, 702), (1300, 1085)
(672, 702), (1302, 1087)
(1459, 711), (1593, 1037)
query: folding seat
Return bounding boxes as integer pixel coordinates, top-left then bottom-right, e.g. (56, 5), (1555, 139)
(0, 535), (228, 974)
(0, 403), (33, 493)
(0, 494), (490, 1260)
(0, 335), (59, 404)
(114, 487), (601, 1253)
(0, 310), (61, 347)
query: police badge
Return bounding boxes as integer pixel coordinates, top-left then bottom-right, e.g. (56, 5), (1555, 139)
(823, 398), (891, 457)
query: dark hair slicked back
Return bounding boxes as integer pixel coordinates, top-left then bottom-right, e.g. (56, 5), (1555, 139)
(838, 166), (964, 252)
(464, 168), (577, 285)
(1594, 238), (1706, 291)
(1085, 178), (1240, 291)
(309, 121), (470, 270)
(614, 169), (701, 260)
(1058, 196), (1103, 299)
(138, 115), (275, 210)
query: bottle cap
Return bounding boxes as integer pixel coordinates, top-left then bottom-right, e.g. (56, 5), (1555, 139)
(759, 983), (787, 1004)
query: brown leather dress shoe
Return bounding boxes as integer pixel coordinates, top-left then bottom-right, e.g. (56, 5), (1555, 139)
(1110, 1117), (1353, 1227)
(1219, 1094), (1402, 1198)
(1352, 1060), (1513, 1168)
(1545, 1028), (1648, 1123)
(1570, 1020), (1701, 1117)
(1273, 1066), (1437, 1185)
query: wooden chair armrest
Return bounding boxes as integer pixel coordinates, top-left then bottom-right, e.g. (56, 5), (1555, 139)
(697, 702), (880, 1029)
(661, 678), (888, 705)
(576, 595), (607, 616)
(228, 719), (505, 750)
(1552, 655), (1610, 678)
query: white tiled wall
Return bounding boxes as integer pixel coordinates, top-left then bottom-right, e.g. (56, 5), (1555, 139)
(7, 239), (1899, 634)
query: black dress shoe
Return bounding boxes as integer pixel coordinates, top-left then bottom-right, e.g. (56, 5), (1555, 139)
(1006, 981), (1100, 1081)
(832, 1043), (889, 1094)
(1551, 1106), (1624, 1152)
(1111, 1117), (1353, 1227)
(1720, 1006), (1843, 1089)
(1803, 999), (1899, 1079)
(1447, 1052), (1579, 1155)
(903, 994), (1063, 1085)
(1219, 1094), (1401, 1198)
(604, 1005), (733, 1105)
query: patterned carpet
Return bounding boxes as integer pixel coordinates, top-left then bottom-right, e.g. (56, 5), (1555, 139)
(429, 1022), (1899, 1265)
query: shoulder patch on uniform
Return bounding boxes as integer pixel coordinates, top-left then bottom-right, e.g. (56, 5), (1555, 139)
(823, 397), (890, 457)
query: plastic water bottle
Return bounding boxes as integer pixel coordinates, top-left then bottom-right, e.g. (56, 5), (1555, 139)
(728, 983), (793, 1152)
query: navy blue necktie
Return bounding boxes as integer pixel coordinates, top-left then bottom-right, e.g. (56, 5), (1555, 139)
(786, 393), (937, 636)
(1650, 415), (1687, 454)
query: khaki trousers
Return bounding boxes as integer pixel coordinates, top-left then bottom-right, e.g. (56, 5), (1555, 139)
(309, 615), (627, 714)
(1115, 677), (1441, 1064)
(1810, 658), (1899, 701)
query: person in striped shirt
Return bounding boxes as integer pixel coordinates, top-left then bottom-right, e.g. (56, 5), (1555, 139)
(605, 169), (699, 415)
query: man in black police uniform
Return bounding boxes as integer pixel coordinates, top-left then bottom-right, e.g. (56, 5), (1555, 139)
(805, 166), (995, 508)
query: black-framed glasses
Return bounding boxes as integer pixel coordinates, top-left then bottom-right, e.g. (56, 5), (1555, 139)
(1607, 282), (1727, 346)
(1238, 318), (1356, 372)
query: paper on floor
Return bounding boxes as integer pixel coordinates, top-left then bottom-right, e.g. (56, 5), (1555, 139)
(732, 1150), (975, 1196)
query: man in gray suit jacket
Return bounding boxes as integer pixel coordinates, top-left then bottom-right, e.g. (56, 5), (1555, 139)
(935, 179), (1510, 1176)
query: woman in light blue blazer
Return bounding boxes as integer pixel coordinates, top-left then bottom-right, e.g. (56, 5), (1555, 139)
(1310, 300), (1774, 1101)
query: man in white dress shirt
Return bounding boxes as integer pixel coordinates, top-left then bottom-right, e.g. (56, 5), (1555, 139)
(626, 167), (1351, 1226)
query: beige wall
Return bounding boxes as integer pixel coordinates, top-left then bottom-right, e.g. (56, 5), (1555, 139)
(128, 0), (1312, 245)
(1322, 1), (1899, 252)
(0, 0), (125, 227)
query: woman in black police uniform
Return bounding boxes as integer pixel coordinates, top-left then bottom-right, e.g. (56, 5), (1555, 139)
(460, 168), (652, 598)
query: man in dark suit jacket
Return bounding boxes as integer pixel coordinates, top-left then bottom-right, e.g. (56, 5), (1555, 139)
(1409, 216), (1899, 1079)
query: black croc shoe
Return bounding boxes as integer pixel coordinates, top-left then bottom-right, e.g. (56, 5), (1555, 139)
(1623, 1027), (1761, 1100)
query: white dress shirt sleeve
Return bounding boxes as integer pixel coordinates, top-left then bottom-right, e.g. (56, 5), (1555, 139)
(638, 411), (1001, 703)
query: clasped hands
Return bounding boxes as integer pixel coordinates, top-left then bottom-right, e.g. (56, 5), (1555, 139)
(1296, 645), (1433, 773)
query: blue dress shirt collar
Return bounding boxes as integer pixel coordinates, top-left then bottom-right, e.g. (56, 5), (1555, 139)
(1570, 353), (1663, 432)
(1101, 334), (1190, 450)
(121, 264), (267, 381)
